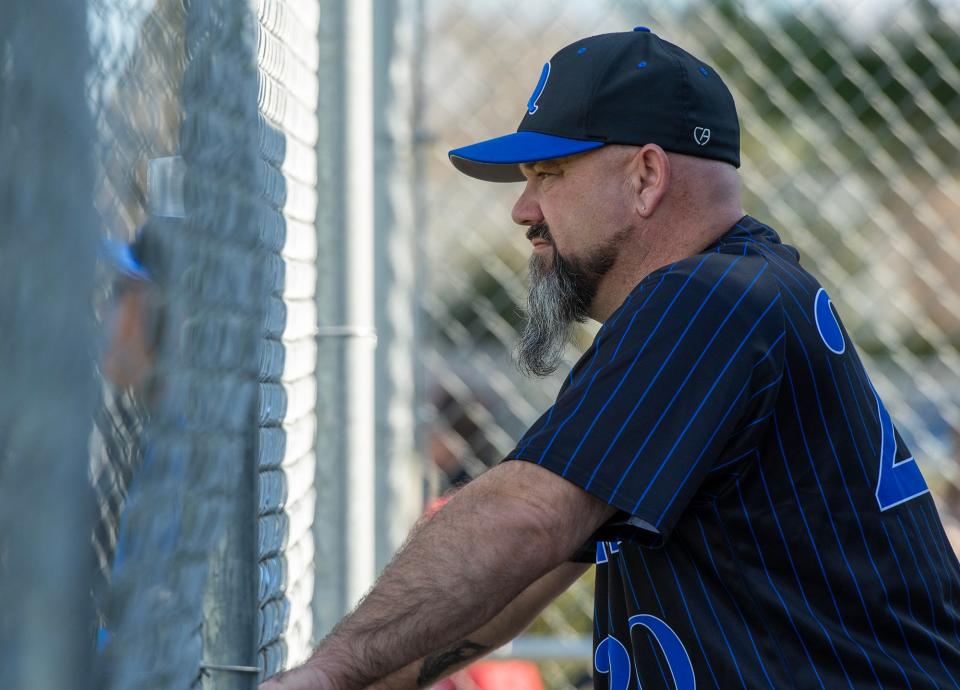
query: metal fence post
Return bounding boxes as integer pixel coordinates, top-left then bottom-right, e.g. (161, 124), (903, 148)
(0, 2), (99, 689)
(311, 0), (378, 645)
(311, 0), (352, 644)
(342, 0), (379, 613)
(373, 0), (425, 572)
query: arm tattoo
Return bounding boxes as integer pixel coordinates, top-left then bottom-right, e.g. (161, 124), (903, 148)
(416, 639), (491, 687)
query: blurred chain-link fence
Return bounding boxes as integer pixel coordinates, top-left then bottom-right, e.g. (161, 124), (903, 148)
(3, 0), (324, 686)
(0, 2), (100, 688)
(419, 1), (960, 687)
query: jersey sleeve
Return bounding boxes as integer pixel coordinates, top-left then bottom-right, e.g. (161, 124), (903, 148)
(507, 252), (785, 547)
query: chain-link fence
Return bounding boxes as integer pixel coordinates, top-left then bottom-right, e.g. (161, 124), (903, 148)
(254, 0), (323, 677)
(88, 0), (278, 686)
(3, 0), (326, 686)
(418, 1), (960, 687)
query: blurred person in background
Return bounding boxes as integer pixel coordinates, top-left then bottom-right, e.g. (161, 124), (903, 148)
(264, 28), (960, 690)
(99, 233), (162, 392)
(90, 224), (164, 650)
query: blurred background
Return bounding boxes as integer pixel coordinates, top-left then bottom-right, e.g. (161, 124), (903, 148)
(1, 0), (959, 688)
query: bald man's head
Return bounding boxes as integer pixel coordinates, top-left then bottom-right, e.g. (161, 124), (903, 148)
(660, 150), (742, 221)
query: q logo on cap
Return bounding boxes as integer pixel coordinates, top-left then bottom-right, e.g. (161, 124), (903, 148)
(527, 62), (551, 115)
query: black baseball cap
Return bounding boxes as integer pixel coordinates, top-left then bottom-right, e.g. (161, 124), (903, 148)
(448, 27), (740, 183)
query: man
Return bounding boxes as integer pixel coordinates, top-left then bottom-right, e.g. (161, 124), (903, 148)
(264, 29), (960, 689)
(91, 228), (161, 652)
(99, 233), (161, 391)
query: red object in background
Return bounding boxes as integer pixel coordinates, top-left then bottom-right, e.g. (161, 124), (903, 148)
(432, 660), (544, 690)
(467, 660), (544, 690)
(425, 495), (451, 518)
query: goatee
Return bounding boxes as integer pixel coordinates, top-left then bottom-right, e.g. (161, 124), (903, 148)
(514, 223), (621, 377)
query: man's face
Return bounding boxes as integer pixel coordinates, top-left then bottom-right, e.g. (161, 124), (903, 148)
(102, 281), (157, 390)
(512, 148), (636, 377)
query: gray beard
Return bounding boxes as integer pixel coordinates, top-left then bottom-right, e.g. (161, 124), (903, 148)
(514, 225), (622, 378)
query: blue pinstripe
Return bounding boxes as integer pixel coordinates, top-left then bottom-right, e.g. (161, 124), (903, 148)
(533, 265), (683, 471)
(771, 409), (881, 683)
(779, 364), (890, 686)
(838, 361), (960, 678)
(635, 547), (688, 687)
(824, 358), (947, 687)
(734, 482), (828, 690)
(663, 549), (723, 688)
(916, 507), (960, 651)
(623, 285), (778, 513)
(656, 326), (785, 520)
(908, 509), (960, 646)
(561, 254), (730, 482)
(731, 244), (814, 325)
(740, 409), (774, 429)
(884, 513), (956, 687)
(895, 512), (960, 669)
(771, 275), (812, 321)
(926, 501), (960, 582)
(568, 343), (600, 389)
(753, 454), (857, 688)
(708, 447), (759, 475)
(515, 275), (670, 457)
(782, 312), (914, 687)
(514, 402), (555, 458)
(671, 543), (749, 688)
(609, 307), (645, 362)
(748, 373), (785, 401)
(594, 261), (765, 494)
(695, 517), (778, 689)
(732, 226), (809, 294)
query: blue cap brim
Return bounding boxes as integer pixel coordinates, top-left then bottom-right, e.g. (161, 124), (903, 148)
(101, 238), (150, 281)
(449, 131), (605, 183)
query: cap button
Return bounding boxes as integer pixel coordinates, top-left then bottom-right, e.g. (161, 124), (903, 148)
(633, 26), (651, 32)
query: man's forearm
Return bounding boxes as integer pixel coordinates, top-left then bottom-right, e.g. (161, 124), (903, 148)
(369, 561), (590, 690)
(308, 467), (576, 689)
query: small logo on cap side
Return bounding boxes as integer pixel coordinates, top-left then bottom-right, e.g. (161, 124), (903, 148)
(694, 127), (711, 146)
(527, 61), (551, 115)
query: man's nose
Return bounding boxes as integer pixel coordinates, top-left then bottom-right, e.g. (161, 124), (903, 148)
(511, 181), (544, 227)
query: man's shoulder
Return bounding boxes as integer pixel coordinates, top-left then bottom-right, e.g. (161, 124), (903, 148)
(641, 248), (780, 310)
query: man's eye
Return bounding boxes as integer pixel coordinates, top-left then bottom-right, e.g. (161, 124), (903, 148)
(536, 171), (555, 179)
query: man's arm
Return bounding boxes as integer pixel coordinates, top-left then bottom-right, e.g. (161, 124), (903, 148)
(370, 561), (590, 690)
(260, 460), (614, 690)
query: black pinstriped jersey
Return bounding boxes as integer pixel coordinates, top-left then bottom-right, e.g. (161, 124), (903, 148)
(508, 215), (960, 689)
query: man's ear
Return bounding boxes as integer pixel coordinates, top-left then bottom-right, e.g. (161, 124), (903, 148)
(628, 144), (670, 218)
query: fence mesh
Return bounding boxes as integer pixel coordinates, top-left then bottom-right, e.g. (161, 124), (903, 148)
(89, 0), (271, 686)
(417, 1), (960, 687)
(254, 0), (323, 677)
(0, 0), (322, 686)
